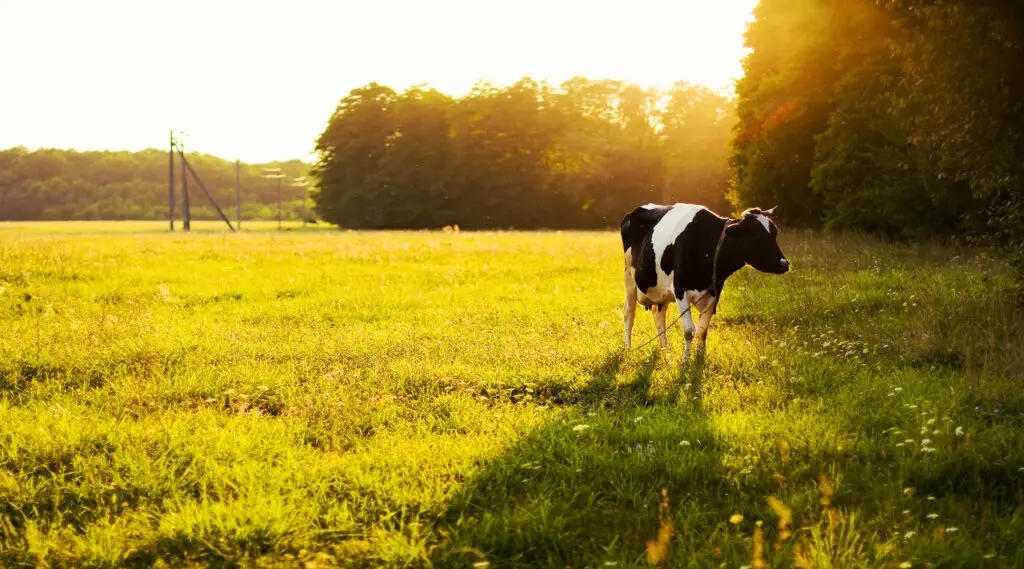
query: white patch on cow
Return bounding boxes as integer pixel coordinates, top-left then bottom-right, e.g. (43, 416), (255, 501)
(641, 203), (660, 210)
(644, 204), (704, 302)
(755, 214), (770, 232)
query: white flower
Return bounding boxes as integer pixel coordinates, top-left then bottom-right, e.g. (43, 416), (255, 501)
(896, 443), (905, 448)
(902, 509), (912, 515)
(945, 527), (959, 532)
(922, 447), (937, 454)
(921, 438), (932, 445)
(927, 496), (936, 501)
(633, 416), (643, 423)
(933, 429), (941, 436)
(904, 531), (916, 539)
(895, 387), (903, 392)
(955, 426), (964, 436)
(679, 440), (691, 446)
(905, 439), (915, 445)
(927, 418), (936, 425)
(927, 513), (939, 519)
(572, 424), (590, 432)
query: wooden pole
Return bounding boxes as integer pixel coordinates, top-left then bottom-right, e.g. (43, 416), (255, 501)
(179, 151), (236, 232)
(169, 131), (175, 231)
(181, 131), (191, 231)
(277, 177), (282, 231)
(235, 160), (241, 231)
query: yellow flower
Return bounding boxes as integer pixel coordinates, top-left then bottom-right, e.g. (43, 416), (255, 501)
(729, 514), (744, 525)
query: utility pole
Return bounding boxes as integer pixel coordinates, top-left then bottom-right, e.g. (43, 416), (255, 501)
(235, 160), (241, 231)
(180, 130), (190, 231)
(169, 131), (175, 231)
(261, 168), (286, 231)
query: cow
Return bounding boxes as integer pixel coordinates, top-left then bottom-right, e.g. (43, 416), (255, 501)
(620, 203), (790, 363)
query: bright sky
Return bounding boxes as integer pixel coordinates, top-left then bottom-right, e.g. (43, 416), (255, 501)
(1, 0), (757, 163)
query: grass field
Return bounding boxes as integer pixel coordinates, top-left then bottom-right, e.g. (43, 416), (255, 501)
(1, 221), (1023, 568)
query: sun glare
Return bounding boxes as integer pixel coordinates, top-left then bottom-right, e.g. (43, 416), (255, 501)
(0, 0), (757, 162)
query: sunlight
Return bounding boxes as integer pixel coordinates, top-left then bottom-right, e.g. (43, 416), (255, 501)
(0, 0), (757, 162)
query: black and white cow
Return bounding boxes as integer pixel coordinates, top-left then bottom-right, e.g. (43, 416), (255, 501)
(621, 203), (790, 363)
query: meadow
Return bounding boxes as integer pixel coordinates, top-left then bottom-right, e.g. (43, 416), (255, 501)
(1, 221), (1023, 568)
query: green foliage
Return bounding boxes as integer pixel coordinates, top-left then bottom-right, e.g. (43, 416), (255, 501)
(0, 224), (1022, 566)
(312, 78), (738, 229)
(0, 147), (310, 222)
(731, 0), (1024, 281)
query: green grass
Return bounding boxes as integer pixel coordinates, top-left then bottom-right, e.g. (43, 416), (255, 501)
(1, 222), (1022, 568)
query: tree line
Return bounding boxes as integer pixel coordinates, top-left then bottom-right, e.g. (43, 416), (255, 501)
(0, 147), (311, 222)
(311, 79), (736, 229)
(730, 0), (1024, 274)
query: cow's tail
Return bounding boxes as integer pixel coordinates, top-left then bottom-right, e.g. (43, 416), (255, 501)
(619, 212), (633, 250)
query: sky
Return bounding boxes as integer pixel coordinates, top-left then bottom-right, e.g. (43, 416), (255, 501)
(1, 0), (758, 163)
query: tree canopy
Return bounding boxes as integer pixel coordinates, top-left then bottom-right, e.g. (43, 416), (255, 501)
(311, 78), (737, 229)
(729, 0), (1024, 275)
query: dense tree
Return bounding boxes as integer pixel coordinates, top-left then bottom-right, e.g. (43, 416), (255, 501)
(312, 77), (737, 229)
(729, 0), (1024, 282)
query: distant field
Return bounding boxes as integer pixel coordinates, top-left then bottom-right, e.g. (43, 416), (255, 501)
(1, 223), (1022, 568)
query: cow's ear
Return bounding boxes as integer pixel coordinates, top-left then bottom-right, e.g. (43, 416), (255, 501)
(763, 205), (778, 216)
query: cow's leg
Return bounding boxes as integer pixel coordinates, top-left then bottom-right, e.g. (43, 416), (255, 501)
(678, 301), (697, 364)
(623, 254), (637, 349)
(653, 304), (669, 349)
(694, 306), (715, 357)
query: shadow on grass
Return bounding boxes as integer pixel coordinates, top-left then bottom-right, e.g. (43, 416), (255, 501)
(431, 349), (733, 568)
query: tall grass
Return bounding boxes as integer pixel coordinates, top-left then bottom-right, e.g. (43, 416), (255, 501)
(0, 222), (1021, 568)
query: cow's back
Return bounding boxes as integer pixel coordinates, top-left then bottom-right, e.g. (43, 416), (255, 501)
(620, 204), (672, 254)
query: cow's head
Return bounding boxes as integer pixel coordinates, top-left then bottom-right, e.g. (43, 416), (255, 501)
(729, 206), (790, 274)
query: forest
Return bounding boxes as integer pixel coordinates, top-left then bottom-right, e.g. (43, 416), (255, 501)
(312, 0), (1023, 276)
(0, 147), (311, 222)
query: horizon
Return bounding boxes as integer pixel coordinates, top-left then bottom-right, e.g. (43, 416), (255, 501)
(1, 0), (757, 163)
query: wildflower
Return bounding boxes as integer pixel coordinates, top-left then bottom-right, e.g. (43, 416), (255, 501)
(899, 563), (912, 569)
(902, 509), (911, 515)
(730, 514), (744, 524)
(932, 429), (940, 436)
(904, 531), (915, 539)
(927, 418), (936, 425)
(894, 387), (903, 392)
(904, 439), (915, 445)
(945, 527), (958, 532)
(604, 563), (618, 567)
(922, 447), (936, 454)
(921, 438), (932, 445)
(955, 426), (964, 436)
(634, 416), (644, 423)
(896, 443), (905, 448)
(679, 440), (691, 446)
(927, 513), (939, 519)
(927, 496), (936, 501)
(572, 424), (590, 432)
